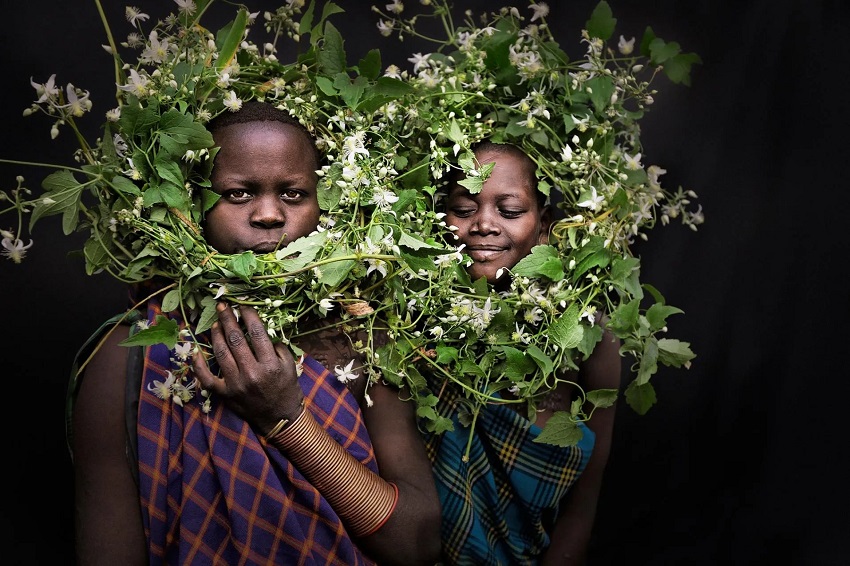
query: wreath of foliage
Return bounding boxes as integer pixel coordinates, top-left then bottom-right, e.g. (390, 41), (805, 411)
(1, 0), (703, 447)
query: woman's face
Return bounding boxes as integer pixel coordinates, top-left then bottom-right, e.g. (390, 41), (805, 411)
(203, 121), (320, 254)
(445, 147), (550, 289)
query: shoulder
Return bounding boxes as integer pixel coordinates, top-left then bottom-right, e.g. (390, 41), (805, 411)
(72, 323), (132, 458)
(580, 317), (621, 391)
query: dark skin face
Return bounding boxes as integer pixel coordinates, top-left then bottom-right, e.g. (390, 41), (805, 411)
(446, 146), (552, 289)
(204, 120), (321, 254)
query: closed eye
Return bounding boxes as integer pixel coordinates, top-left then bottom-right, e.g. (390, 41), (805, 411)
(500, 209), (526, 219)
(449, 206), (476, 218)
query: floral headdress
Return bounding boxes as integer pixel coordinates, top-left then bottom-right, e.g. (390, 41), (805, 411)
(2, 0), (703, 448)
(369, 1), (704, 445)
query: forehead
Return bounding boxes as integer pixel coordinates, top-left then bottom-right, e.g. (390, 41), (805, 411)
(450, 147), (538, 200)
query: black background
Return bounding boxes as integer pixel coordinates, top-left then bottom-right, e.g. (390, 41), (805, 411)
(1, 1), (848, 564)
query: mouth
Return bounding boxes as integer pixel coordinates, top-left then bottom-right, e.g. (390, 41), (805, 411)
(466, 245), (508, 262)
(246, 241), (285, 254)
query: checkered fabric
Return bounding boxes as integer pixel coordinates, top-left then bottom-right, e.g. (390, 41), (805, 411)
(423, 387), (595, 566)
(134, 299), (379, 565)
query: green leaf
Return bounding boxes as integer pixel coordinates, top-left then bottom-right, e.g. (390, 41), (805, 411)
(587, 388), (618, 409)
(457, 176), (484, 194)
(608, 298), (639, 334)
(161, 289), (182, 313)
(586, 75), (615, 114)
(435, 345), (459, 364)
(499, 346), (536, 381)
(318, 21), (346, 76)
(226, 251), (259, 282)
(547, 303), (583, 350)
(338, 74), (369, 109)
(664, 52), (702, 86)
(398, 230), (442, 251)
(195, 296), (218, 335)
(117, 103), (159, 138)
(636, 335), (659, 385)
(526, 344), (554, 377)
(534, 412), (585, 446)
(624, 380), (657, 415)
(119, 315), (179, 349)
(215, 7), (249, 71)
(357, 48), (382, 81)
(317, 250), (355, 287)
(154, 153), (184, 189)
(586, 1), (616, 41)
(158, 109), (214, 152)
(109, 175), (141, 197)
(646, 303), (684, 331)
(276, 232), (325, 271)
(648, 37), (681, 66)
(512, 245), (564, 280)
(30, 170), (85, 233)
(657, 338), (696, 367)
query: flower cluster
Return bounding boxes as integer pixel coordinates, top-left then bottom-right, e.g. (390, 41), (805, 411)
(1, 0), (703, 447)
(368, 0), (703, 444)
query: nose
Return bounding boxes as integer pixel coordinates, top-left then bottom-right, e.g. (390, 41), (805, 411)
(470, 209), (500, 235)
(250, 196), (286, 228)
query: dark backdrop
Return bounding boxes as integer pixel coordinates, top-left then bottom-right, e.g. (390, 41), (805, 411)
(2, 1), (847, 564)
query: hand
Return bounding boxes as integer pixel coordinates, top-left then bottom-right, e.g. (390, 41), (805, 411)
(193, 302), (304, 435)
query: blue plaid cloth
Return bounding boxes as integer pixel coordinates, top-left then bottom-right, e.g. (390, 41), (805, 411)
(424, 387), (595, 565)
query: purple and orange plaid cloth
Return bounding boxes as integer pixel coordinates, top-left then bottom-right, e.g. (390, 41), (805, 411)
(69, 293), (380, 565)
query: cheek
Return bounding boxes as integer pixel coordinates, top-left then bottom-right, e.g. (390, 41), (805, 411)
(202, 207), (232, 252)
(446, 216), (470, 239)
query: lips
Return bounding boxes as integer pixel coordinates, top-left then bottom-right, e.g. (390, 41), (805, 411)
(466, 245), (508, 262)
(246, 241), (285, 254)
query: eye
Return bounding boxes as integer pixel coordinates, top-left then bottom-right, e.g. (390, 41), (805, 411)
(222, 189), (252, 203)
(449, 205), (476, 218)
(500, 208), (526, 219)
(280, 188), (309, 202)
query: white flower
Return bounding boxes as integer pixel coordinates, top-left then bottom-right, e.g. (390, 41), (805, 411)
(173, 342), (192, 362)
(385, 0), (404, 15)
(618, 35), (635, 55)
(57, 84), (91, 117)
(383, 64), (402, 79)
(136, 319), (150, 331)
(30, 74), (59, 104)
(408, 52), (430, 73)
(319, 292), (342, 315)
(223, 90), (243, 111)
(334, 360), (359, 383)
(117, 69), (150, 97)
(341, 131), (369, 164)
(175, 0), (196, 14)
(1, 237), (33, 263)
(580, 306), (597, 326)
(647, 165), (667, 186)
(125, 6), (150, 26)
(623, 152), (643, 170)
(377, 20), (393, 37)
(577, 187), (604, 211)
(147, 371), (176, 400)
(141, 31), (171, 64)
(529, 2), (549, 22)
(560, 144), (573, 162)
(370, 186), (399, 210)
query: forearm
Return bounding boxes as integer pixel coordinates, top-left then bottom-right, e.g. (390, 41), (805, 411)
(265, 407), (398, 538)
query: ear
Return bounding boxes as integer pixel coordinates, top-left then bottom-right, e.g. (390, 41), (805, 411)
(538, 205), (553, 245)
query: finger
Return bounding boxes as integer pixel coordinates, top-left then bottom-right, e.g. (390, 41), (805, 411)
(192, 340), (227, 395)
(207, 311), (240, 383)
(238, 305), (277, 361)
(274, 342), (296, 369)
(215, 302), (258, 370)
